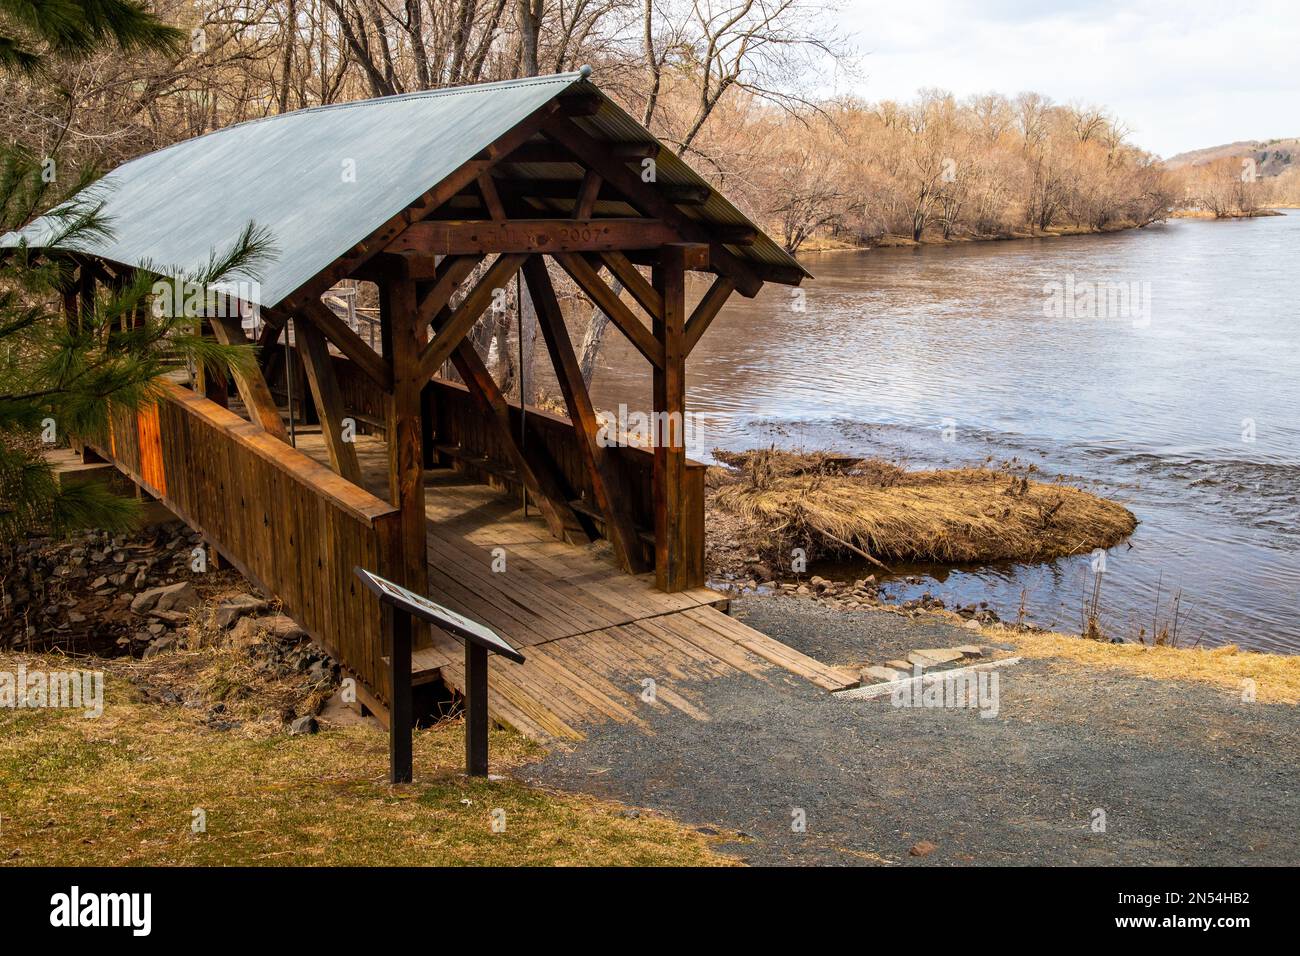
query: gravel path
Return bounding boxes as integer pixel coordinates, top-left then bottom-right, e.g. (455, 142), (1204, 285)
(523, 595), (1299, 866)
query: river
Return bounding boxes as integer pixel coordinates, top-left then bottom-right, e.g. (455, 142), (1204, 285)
(587, 213), (1300, 654)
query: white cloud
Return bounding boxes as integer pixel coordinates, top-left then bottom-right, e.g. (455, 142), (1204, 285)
(830, 0), (1300, 156)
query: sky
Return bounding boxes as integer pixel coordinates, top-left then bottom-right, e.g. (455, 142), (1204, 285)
(828, 0), (1300, 157)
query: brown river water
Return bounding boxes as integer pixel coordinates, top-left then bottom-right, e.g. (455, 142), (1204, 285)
(584, 214), (1300, 654)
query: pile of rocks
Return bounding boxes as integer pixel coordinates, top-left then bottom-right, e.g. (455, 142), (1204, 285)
(227, 612), (338, 686)
(859, 645), (985, 685)
(721, 565), (1003, 624)
(1, 524), (224, 656)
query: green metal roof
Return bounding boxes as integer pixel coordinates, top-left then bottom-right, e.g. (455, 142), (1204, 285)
(2, 71), (807, 307)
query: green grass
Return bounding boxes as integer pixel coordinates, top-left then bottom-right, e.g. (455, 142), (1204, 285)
(0, 652), (735, 866)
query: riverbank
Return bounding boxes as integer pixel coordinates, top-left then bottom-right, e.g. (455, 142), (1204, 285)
(793, 207), (1290, 254)
(1169, 208), (1285, 219)
(795, 217), (1157, 253)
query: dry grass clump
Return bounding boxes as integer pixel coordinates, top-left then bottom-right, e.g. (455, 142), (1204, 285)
(711, 448), (1136, 567)
(1002, 629), (1300, 705)
(121, 613), (334, 730)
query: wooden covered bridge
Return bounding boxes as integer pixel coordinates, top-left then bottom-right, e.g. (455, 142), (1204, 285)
(6, 70), (854, 739)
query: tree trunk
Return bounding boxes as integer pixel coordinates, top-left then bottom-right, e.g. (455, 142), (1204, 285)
(577, 279), (623, 386)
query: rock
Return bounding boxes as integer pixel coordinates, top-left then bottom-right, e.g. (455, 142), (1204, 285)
(954, 644), (983, 658)
(963, 619), (983, 631)
(885, 659), (912, 672)
(907, 648), (965, 668)
(288, 715), (319, 736)
(131, 581), (198, 615)
(214, 593), (268, 629)
(861, 665), (909, 684)
(909, 840), (938, 857)
(142, 635), (177, 658)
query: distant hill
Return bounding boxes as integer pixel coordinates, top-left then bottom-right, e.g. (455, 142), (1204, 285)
(1164, 138), (1299, 177)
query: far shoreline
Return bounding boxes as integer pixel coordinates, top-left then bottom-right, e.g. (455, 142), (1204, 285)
(794, 206), (1288, 255)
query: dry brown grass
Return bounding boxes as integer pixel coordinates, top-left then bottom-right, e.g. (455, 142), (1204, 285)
(1000, 627), (1300, 704)
(0, 650), (737, 866)
(711, 449), (1136, 566)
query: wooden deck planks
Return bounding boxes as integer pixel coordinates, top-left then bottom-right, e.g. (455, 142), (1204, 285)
(292, 433), (856, 741)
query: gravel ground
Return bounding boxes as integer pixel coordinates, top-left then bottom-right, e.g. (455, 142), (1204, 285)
(523, 595), (1299, 866)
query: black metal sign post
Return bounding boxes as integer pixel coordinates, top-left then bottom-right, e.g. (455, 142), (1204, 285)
(389, 607), (413, 783)
(465, 642), (489, 776)
(354, 567), (525, 782)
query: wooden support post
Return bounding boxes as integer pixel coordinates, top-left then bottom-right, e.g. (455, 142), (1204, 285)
(653, 245), (694, 592)
(380, 271), (430, 598)
(390, 608), (413, 784)
(295, 316), (363, 484)
(573, 170), (603, 219)
(525, 257), (647, 572)
(465, 641), (489, 777)
(209, 315), (291, 442)
(77, 266), (96, 325)
(203, 357), (230, 408)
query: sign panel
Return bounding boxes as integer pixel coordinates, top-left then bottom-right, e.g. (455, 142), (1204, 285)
(354, 567), (525, 663)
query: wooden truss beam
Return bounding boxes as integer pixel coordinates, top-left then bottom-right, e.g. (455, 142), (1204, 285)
(540, 117), (766, 297)
(448, 340), (589, 545)
(524, 257), (647, 572)
(386, 218), (679, 256)
(553, 252), (664, 368)
(292, 298), (393, 392)
(593, 251), (661, 319)
(491, 177), (711, 206)
(417, 254), (528, 381)
(573, 170), (603, 219)
(294, 316), (363, 484)
(683, 275), (737, 354)
(208, 315), (291, 442)
(415, 253), (484, 330)
(499, 141), (659, 164)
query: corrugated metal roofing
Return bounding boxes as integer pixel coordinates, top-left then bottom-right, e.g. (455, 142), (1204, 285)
(2, 71), (807, 307)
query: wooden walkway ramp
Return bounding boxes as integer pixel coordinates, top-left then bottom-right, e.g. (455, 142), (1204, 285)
(298, 433), (856, 741)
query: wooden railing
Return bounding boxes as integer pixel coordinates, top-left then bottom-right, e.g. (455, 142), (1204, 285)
(88, 380), (402, 702)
